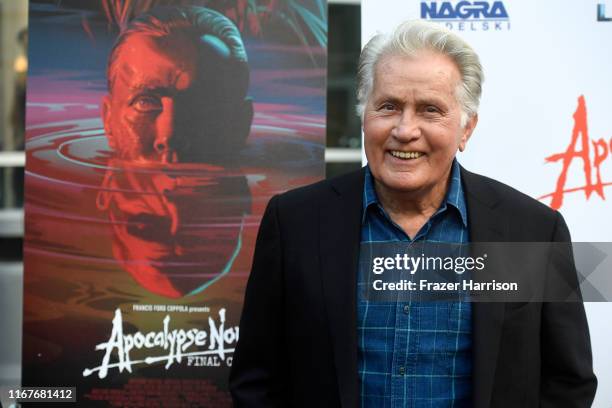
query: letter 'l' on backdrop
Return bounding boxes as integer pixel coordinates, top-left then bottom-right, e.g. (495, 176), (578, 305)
(362, 1), (612, 406)
(23, 1), (326, 405)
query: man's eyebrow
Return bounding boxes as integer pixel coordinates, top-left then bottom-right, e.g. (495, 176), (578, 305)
(373, 95), (403, 105)
(415, 94), (449, 106)
(127, 70), (189, 94)
(128, 83), (175, 95)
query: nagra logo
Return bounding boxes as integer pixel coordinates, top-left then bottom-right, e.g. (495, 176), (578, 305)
(420, 1), (510, 31)
(83, 308), (238, 379)
(539, 96), (612, 209)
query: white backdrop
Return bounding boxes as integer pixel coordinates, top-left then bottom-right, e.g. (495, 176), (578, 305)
(361, 0), (612, 405)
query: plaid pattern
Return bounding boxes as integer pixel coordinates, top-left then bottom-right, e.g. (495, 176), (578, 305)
(358, 160), (472, 408)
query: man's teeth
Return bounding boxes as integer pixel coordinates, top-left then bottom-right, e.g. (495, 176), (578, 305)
(390, 151), (423, 160)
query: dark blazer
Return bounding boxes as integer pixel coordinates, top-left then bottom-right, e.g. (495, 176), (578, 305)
(230, 166), (597, 408)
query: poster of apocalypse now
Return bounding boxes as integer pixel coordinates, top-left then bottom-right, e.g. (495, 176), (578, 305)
(23, 0), (326, 406)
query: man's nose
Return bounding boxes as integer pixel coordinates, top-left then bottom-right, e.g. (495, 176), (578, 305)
(154, 98), (178, 162)
(391, 109), (421, 141)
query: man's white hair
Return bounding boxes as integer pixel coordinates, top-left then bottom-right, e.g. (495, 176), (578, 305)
(356, 20), (484, 127)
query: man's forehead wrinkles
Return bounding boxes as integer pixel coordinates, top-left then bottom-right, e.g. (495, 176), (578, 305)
(374, 77), (457, 101)
(116, 69), (189, 94)
(374, 83), (449, 99)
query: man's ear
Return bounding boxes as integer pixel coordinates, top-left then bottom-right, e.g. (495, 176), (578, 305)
(458, 113), (478, 152)
(102, 95), (117, 150)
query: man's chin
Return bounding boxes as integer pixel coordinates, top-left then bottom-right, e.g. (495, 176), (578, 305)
(376, 171), (428, 194)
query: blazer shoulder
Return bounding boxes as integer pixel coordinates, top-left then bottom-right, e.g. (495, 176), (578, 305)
(274, 167), (364, 209)
(461, 167), (560, 224)
(266, 167), (364, 236)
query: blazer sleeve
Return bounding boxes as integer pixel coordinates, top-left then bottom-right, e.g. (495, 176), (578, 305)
(229, 195), (287, 407)
(540, 211), (597, 408)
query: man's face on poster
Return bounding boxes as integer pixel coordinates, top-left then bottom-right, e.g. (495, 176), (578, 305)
(100, 31), (252, 298)
(103, 31), (252, 163)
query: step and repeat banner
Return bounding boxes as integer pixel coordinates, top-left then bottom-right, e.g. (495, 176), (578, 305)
(362, 0), (612, 405)
(23, 1), (326, 406)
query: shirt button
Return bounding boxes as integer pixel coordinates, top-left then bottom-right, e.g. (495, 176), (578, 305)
(399, 366), (405, 376)
(403, 305), (410, 314)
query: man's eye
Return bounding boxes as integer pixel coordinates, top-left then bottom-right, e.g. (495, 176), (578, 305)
(424, 105), (440, 114)
(379, 103), (396, 111)
(132, 95), (162, 113)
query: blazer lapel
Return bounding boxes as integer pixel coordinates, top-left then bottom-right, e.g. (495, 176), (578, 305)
(461, 167), (508, 408)
(319, 168), (364, 408)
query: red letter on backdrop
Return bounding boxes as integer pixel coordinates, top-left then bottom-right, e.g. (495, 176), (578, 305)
(545, 95), (593, 210)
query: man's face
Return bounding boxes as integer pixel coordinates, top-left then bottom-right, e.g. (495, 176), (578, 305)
(363, 51), (477, 196)
(99, 31), (252, 297)
(103, 32), (251, 163)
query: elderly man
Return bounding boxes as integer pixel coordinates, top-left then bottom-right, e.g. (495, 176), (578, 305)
(230, 20), (596, 407)
(97, 6), (251, 298)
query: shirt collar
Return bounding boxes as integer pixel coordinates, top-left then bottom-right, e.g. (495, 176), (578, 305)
(362, 159), (468, 227)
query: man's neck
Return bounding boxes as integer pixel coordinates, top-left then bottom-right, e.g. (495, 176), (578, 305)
(373, 170), (451, 238)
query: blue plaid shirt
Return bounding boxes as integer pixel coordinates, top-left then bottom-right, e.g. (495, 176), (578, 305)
(358, 160), (472, 408)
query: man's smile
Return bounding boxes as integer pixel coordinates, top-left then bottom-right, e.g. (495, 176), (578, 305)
(389, 150), (425, 160)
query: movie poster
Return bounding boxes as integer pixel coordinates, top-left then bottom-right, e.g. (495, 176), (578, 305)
(23, 1), (326, 406)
